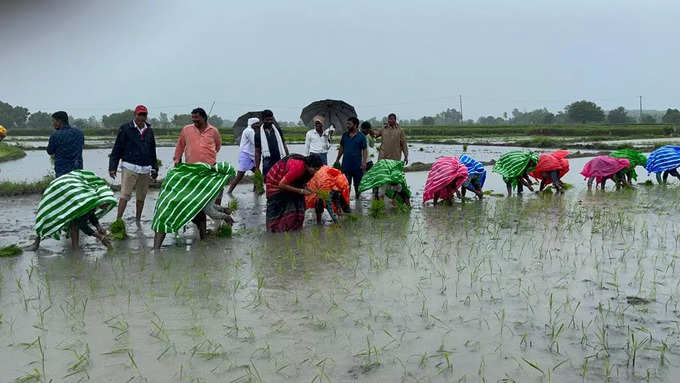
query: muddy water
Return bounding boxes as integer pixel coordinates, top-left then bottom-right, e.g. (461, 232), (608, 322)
(0, 143), (591, 183)
(2, 153), (680, 381)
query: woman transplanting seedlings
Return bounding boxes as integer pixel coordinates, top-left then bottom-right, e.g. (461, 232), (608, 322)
(580, 156), (630, 190)
(609, 148), (647, 184)
(459, 154), (486, 200)
(265, 154), (323, 232)
(358, 159), (411, 206)
(27, 170), (116, 250)
(422, 156), (469, 205)
(305, 165), (351, 224)
(492, 151), (539, 196)
(528, 150), (570, 193)
(644, 145), (680, 184)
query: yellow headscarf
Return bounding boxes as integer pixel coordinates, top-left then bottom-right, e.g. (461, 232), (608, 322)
(0, 125), (6, 136)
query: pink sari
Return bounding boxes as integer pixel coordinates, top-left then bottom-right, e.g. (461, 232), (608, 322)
(581, 156), (630, 183)
(423, 157), (469, 202)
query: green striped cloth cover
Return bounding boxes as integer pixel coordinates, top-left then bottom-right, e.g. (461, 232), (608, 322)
(152, 162), (235, 233)
(358, 159), (411, 197)
(492, 151), (539, 186)
(35, 170), (117, 239)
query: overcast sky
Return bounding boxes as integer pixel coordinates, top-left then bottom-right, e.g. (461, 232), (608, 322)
(1, 0), (678, 121)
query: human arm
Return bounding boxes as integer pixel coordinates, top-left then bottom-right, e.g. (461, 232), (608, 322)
(278, 159), (311, 195)
(334, 136), (344, 166)
(304, 131), (311, 156)
(149, 129), (158, 178)
(400, 129), (408, 165)
(47, 133), (57, 155)
(214, 128), (222, 153)
(254, 148), (262, 172)
(173, 129), (185, 165)
(108, 127), (125, 178)
(280, 127), (289, 156)
(361, 135), (367, 170)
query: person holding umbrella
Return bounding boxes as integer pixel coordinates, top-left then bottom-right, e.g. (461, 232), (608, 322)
(255, 109), (288, 177)
(304, 115), (334, 165)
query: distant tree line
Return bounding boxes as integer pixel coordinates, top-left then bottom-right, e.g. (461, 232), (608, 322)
(2, 99), (680, 131)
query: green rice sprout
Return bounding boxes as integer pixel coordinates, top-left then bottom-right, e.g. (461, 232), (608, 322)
(0, 244), (22, 257)
(110, 218), (127, 240)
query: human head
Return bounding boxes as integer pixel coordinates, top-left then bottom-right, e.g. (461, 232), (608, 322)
(313, 115), (325, 131)
(360, 121), (371, 134)
(305, 154), (324, 175)
(346, 117), (359, 132)
(247, 117), (260, 130)
(191, 108), (208, 128)
(261, 109), (274, 128)
(387, 113), (397, 127)
(51, 111), (69, 130)
(134, 105), (148, 126)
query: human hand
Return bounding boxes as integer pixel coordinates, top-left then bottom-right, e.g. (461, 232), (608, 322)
(109, 170), (117, 179)
(301, 188), (313, 196)
(361, 162), (366, 171)
(151, 169), (158, 179)
(404, 158), (409, 166)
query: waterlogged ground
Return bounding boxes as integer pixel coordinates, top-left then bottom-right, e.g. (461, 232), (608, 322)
(3, 159), (680, 381)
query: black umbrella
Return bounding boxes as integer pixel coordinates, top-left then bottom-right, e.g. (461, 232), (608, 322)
(232, 111), (281, 144)
(300, 99), (357, 135)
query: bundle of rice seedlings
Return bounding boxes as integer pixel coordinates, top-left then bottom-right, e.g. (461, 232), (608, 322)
(253, 171), (265, 194)
(369, 200), (386, 218)
(0, 244), (22, 257)
(110, 219), (127, 240)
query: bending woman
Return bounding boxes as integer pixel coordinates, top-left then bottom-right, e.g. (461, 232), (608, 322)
(529, 150), (570, 192)
(492, 151), (539, 196)
(358, 159), (412, 206)
(644, 145), (680, 184)
(266, 154), (323, 232)
(609, 149), (647, 184)
(459, 154), (486, 200)
(423, 156), (468, 205)
(581, 156), (630, 190)
(305, 165), (351, 224)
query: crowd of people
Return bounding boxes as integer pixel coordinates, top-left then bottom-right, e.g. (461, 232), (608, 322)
(16, 105), (677, 251)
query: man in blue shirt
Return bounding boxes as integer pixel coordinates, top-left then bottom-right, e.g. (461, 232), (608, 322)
(334, 117), (367, 198)
(47, 111), (84, 177)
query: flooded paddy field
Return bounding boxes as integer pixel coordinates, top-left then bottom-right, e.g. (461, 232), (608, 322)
(2, 151), (680, 382)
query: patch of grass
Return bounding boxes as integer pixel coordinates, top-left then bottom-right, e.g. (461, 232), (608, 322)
(369, 200), (386, 218)
(110, 219), (127, 240)
(228, 199), (239, 211)
(216, 225), (232, 238)
(0, 244), (22, 257)
(0, 142), (26, 162)
(0, 176), (54, 196)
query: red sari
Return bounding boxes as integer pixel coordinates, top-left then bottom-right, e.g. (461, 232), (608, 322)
(265, 155), (309, 232)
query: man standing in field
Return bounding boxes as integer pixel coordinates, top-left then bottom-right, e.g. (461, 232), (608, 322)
(47, 111), (84, 177)
(109, 105), (158, 223)
(334, 117), (367, 198)
(228, 117), (260, 193)
(304, 115), (334, 165)
(155, 107), (221, 247)
(375, 113), (408, 165)
(254, 109), (288, 176)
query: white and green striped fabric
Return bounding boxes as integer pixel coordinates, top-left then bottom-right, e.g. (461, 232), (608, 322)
(35, 170), (117, 239)
(152, 162), (235, 234)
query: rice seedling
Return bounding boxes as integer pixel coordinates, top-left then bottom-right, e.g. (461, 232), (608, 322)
(110, 218), (127, 240)
(0, 244), (22, 257)
(369, 199), (386, 218)
(253, 171), (265, 194)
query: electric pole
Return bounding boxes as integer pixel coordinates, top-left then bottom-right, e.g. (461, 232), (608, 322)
(639, 96), (643, 123)
(459, 95), (463, 125)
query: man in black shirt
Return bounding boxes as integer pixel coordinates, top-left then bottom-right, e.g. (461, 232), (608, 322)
(254, 109), (289, 176)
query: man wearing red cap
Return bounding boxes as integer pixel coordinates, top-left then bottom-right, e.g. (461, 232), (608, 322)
(109, 105), (158, 223)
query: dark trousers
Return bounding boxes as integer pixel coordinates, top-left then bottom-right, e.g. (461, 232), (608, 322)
(343, 168), (363, 194)
(310, 152), (328, 165)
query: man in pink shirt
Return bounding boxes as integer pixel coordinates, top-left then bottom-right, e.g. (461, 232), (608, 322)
(173, 108), (221, 165)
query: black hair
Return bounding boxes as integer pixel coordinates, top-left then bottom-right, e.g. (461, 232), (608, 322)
(388, 113), (397, 119)
(305, 153), (324, 168)
(347, 117), (360, 127)
(191, 108), (208, 121)
(51, 111), (69, 125)
(261, 109), (274, 118)
(360, 121), (372, 130)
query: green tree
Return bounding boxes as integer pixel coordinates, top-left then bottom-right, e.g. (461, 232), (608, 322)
(434, 108), (462, 125)
(606, 106), (631, 124)
(172, 114), (192, 127)
(209, 115), (224, 127)
(662, 108), (680, 124)
(640, 114), (656, 124)
(0, 101), (29, 129)
(102, 109), (135, 129)
(565, 100), (605, 123)
(26, 111), (53, 130)
(420, 116), (435, 125)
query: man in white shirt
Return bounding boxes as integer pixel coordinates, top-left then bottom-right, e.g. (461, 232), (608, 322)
(228, 117), (260, 193)
(304, 115), (334, 165)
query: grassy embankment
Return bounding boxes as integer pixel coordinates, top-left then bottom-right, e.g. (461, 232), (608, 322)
(0, 142), (26, 162)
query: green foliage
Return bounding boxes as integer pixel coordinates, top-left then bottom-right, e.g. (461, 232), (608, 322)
(228, 199), (239, 211)
(640, 114), (657, 124)
(110, 219), (127, 240)
(26, 111), (52, 130)
(566, 100), (606, 123)
(369, 200), (386, 218)
(172, 113), (192, 127)
(0, 142), (26, 162)
(607, 107), (632, 124)
(0, 100), (29, 129)
(253, 171), (265, 194)
(0, 244), (22, 257)
(662, 108), (680, 124)
(0, 176), (54, 196)
(102, 109), (135, 129)
(216, 225), (232, 238)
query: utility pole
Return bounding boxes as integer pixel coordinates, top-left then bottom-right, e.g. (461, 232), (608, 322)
(459, 95), (463, 125)
(639, 96), (643, 123)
